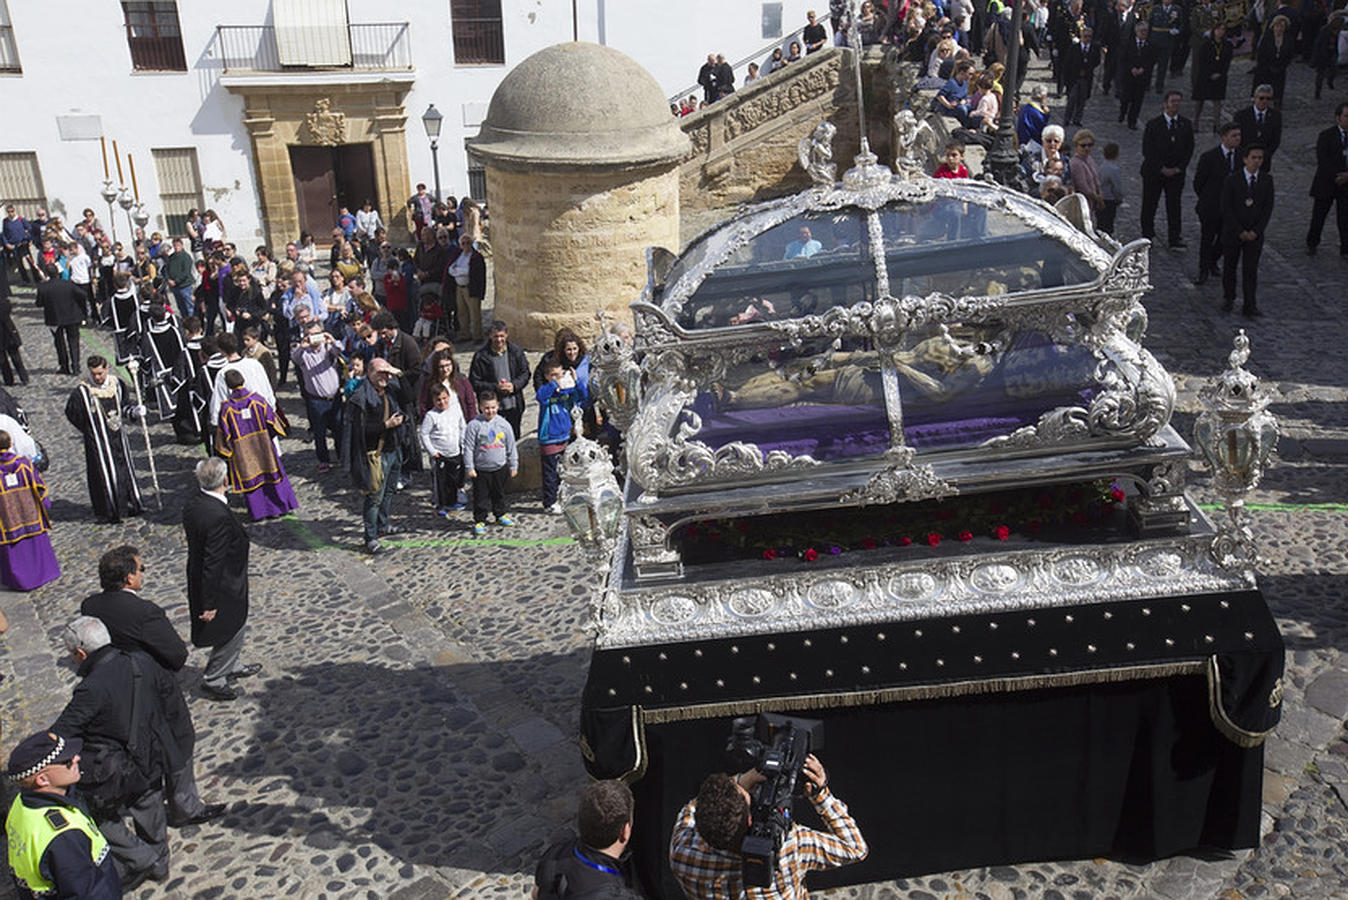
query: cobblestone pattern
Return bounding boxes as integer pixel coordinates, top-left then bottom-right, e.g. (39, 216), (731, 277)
(0, 54), (1346, 900)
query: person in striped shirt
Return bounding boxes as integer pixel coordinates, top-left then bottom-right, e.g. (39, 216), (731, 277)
(668, 753), (867, 898)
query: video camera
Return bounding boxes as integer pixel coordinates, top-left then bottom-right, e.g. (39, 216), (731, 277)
(724, 713), (824, 887)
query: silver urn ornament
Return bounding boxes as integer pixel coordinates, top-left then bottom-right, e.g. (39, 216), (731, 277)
(559, 410), (623, 557)
(1193, 330), (1279, 569)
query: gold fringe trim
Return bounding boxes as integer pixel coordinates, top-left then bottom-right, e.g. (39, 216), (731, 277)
(1206, 656), (1278, 749)
(639, 662), (1208, 725)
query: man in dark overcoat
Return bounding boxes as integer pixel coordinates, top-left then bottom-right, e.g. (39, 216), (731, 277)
(182, 457), (255, 701)
(80, 544), (226, 827)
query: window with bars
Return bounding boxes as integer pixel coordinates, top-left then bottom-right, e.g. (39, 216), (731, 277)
(451, 0), (504, 65)
(122, 1), (186, 71)
(467, 162), (487, 204)
(0, 0), (20, 73)
(152, 148), (202, 236)
(0, 152), (45, 216)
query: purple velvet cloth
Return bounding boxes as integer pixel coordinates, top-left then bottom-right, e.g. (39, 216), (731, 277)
(0, 532), (60, 592)
(693, 403), (892, 461)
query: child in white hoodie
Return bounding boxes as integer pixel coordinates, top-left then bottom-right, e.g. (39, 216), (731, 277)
(419, 382), (467, 515)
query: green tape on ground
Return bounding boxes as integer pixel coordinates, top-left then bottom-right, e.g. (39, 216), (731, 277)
(1197, 502), (1348, 513)
(383, 535), (577, 550)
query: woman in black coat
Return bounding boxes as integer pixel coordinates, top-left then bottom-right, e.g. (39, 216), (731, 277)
(1310, 17), (1342, 99)
(1193, 22), (1234, 133)
(0, 260), (26, 385)
(1253, 14), (1295, 103)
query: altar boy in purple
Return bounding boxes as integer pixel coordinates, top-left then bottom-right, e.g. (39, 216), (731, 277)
(214, 370), (298, 520)
(0, 430), (59, 591)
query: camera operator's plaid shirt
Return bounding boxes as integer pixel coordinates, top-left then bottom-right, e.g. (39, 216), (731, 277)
(668, 786), (867, 898)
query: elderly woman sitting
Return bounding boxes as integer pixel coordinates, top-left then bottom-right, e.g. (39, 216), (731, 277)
(1026, 124), (1074, 187)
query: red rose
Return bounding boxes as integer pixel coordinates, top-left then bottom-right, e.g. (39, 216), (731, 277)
(898, 536), (913, 546)
(994, 524), (1010, 541)
(1026, 520), (1043, 534)
(762, 549), (778, 560)
(958, 530), (973, 542)
(1070, 511), (1087, 525)
(1110, 488), (1126, 503)
(803, 548), (819, 562)
(860, 538), (877, 550)
(926, 533), (942, 546)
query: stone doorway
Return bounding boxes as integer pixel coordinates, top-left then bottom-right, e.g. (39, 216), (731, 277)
(289, 143), (378, 240)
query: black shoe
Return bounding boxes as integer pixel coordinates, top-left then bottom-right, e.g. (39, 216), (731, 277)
(1194, 271), (1208, 285)
(379, 524), (404, 537)
(1242, 307), (1262, 318)
(228, 663), (262, 680)
(1221, 299), (1235, 312)
(169, 803), (226, 827)
(201, 683), (242, 701)
(1307, 244), (1318, 256)
(1169, 241), (1188, 251)
(1128, 123), (1138, 130)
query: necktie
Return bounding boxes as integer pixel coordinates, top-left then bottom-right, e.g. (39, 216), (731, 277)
(1168, 118), (1176, 135)
(1226, 149), (1234, 171)
(1249, 174), (1256, 194)
(1257, 111), (1264, 126)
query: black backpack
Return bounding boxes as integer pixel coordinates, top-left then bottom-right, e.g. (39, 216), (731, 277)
(534, 840), (639, 900)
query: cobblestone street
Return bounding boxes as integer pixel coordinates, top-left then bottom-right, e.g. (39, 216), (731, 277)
(1, 52), (1347, 900)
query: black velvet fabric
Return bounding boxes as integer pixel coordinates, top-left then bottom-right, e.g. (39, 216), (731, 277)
(581, 589), (1283, 895)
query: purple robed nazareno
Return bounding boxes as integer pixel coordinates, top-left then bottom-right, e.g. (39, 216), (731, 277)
(0, 451), (60, 591)
(215, 388), (299, 521)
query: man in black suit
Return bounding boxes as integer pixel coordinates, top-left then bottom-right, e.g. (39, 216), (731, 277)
(1063, 26), (1102, 126)
(1232, 85), (1282, 172)
(80, 544), (227, 827)
(35, 263), (84, 374)
(1098, 0), (1134, 96)
(1221, 144), (1274, 316)
(1116, 20), (1155, 129)
(1140, 90), (1196, 249)
(1192, 122), (1243, 283)
(1306, 102), (1348, 257)
(183, 457), (256, 701)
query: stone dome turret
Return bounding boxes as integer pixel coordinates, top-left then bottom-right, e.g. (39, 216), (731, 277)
(468, 42), (690, 171)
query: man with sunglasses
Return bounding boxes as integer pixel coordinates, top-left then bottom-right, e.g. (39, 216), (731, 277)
(5, 730), (122, 899)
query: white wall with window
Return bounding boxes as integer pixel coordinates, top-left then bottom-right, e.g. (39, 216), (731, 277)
(0, 0), (842, 245)
(0, 153), (45, 216)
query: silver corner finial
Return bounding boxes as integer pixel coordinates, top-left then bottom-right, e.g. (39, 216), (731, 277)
(797, 121), (838, 188)
(893, 109), (935, 180)
(1192, 330), (1279, 571)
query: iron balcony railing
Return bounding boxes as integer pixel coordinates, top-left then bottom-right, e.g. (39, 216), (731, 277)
(452, 16), (504, 65)
(215, 22), (411, 74)
(668, 26), (807, 107)
(125, 24), (187, 72)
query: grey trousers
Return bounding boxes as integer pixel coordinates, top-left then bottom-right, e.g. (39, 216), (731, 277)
(201, 625), (246, 689)
(99, 785), (169, 880)
(166, 760), (207, 821)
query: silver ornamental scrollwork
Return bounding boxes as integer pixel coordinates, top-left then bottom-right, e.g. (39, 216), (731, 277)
(626, 386), (820, 494)
(630, 515), (681, 567)
(594, 536), (1250, 647)
(840, 448), (956, 505)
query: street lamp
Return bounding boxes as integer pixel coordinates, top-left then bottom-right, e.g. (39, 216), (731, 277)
(560, 410), (624, 557)
(421, 103), (444, 203)
(985, 0), (1027, 189)
(116, 188), (136, 244)
(100, 180), (120, 242)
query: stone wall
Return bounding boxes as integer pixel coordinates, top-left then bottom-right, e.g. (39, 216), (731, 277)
(485, 164), (681, 350)
(677, 47), (859, 234)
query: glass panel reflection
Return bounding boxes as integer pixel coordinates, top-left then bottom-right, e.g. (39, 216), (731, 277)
(682, 338), (892, 462)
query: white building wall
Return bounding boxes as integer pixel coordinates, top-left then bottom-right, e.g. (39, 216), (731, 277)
(0, 0), (838, 246)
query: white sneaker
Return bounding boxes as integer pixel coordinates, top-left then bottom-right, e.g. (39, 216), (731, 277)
(546, 503), (563, 515)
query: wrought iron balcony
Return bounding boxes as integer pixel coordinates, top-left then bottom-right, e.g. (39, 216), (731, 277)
(215, 22), (411, 74)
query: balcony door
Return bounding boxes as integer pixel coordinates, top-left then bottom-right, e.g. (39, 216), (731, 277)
(289, 143), (376, 242)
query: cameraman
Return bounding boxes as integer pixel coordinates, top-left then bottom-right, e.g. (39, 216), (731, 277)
(533, 779), (640, 899)
(668, 754), (866, 898)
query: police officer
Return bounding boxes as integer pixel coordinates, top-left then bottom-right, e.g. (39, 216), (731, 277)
(5, 731), (122, 899)
(533, 780), (639, 899)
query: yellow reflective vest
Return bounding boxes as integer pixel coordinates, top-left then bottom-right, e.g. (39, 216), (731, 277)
(6, 792), (109, 895)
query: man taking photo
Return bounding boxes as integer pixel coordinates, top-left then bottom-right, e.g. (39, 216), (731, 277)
(669, 753), (866, 897)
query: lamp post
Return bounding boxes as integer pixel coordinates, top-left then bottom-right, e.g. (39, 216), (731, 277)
(421, 104), (444, 203)
(559, 409), (624, 558)
(1192, 330), (1279, 569)
(985, 0), (1027, 189)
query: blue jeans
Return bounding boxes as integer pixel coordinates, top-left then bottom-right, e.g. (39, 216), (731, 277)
(172, 284), (195, 319)
(362, 448), (402, 542)
(304, 395), (342, 464)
